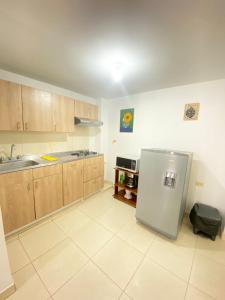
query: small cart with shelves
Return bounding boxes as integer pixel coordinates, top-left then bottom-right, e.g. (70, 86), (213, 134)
(113, 167), (139, 207)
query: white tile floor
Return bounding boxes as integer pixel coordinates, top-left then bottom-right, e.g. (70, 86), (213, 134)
(5, 188), (224, 300)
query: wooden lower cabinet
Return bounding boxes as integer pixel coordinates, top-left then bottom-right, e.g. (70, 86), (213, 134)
(96, 176), (104, 190)
(63, 160), (84, 205)
(33, 165), (63, 219)
(0, 156), (104, 234)
(0, 170), (35, 234)
(84, 176), (104, 198)
(84, 156), (104, 182)
(84, 155), (104, 199)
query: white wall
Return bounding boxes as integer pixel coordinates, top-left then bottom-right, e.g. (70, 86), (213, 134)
(0, 208), (14, 296)
(0, 69), (100, 155)
(101, 78), (225, 216)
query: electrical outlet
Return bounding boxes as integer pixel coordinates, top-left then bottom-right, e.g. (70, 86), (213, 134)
(195, 181), (204, 187)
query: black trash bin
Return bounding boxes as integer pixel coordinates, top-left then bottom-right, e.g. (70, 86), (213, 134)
(189, 203), (222, 241)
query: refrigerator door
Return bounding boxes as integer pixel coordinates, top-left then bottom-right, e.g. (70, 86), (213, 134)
(136, 149), (188, 239)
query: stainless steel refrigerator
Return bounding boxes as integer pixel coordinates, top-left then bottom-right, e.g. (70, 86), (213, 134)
(136, 149), (192, 239)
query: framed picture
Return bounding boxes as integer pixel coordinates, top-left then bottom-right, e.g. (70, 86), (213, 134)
(184, 103), (200, 121)
(120, 108), (134, 132)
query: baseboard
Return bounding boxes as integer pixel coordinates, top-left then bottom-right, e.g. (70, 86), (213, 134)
(0, 283), (16, 300)
(221, 229), (225, 240)
(103, 180), (113, 191)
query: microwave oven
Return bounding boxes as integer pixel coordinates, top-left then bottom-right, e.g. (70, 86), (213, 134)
(116, 155), (140, 173)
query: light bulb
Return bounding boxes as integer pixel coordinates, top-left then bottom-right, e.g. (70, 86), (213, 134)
(112, 62), (124, 82)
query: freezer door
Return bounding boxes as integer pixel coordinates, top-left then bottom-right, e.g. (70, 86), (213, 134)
(136, 149), (188, 239)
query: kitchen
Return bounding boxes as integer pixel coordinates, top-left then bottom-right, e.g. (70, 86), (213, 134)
(1, 1), (225, 300)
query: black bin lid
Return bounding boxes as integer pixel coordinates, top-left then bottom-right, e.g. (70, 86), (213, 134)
(195, 203), (221, 222)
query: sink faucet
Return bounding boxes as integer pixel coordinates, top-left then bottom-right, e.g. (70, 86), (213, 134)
(0, 147), (8, 163)
(10, 144), (16, 160)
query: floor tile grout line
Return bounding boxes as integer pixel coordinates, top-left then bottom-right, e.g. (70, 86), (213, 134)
(18, 238), (52, 298)
(89, 257), (124, 292)
(122, 234), (157, 295)
(52, 209), (116, 236)
(91, 227), (157, 295)
(50, 221), (92, 259)
(18, 219), (54, 239)
(67, 230), (115, 259)
(184, 235), (217, 300)
(48, 256), (91, 298)
(20, 235), (68, 263)
(53, 206), (147, 263)
(19, 229), (92, 299)
(194, 237), (225, 267)
(183, 233), (198, 299)
(145, 248), (192, 285)
(53, 206), (137, 294)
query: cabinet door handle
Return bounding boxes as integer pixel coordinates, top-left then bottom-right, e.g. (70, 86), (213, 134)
(17, 122), (21, 130)
(27, 183), (31, 191)
(24, 122), (28, 130)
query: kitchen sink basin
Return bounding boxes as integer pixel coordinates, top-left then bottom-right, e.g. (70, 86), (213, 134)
(0, 160), (39, 172)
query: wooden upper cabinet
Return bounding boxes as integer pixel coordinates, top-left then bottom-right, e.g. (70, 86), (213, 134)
(53, 95), (75, 132)
(74, 100), (86, 118)
(22, 85), (54, 132)
(0, 79), (23, 131)
(63, 159), (84, 205)
(0, 170), (35, 234)
(87, 103), (98, 120)
(75, 100), (98, 120)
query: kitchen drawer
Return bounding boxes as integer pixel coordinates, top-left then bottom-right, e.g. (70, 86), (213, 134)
(84, 176), (103, 198)
(84, 155), (104, 182)
(96, 176), (104, 190)
(32, 164), (62, 179)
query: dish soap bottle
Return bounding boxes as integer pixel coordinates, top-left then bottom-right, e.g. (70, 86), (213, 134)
(119, 171), (125, 185)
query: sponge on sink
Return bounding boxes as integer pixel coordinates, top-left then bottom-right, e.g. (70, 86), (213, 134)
(41, 155), (59, 161)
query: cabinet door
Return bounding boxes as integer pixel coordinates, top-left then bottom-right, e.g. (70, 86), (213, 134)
(74, 100), (86, 118)
(63, 159), (84, 205)
(84, 156), (104, 182)
(97, 156), (104, 177)
(0, 170), (35, 234)
(75, 100), (98, 120)
(0, 80), (23, 131)
(53, 95), (75, 132)
(84, 157), (95, 182)
(22, 85), (54, 132)
(93, 105), (98, 120)
(84, 177), (103, 198)
(89, 104), (98, 120)
(34, 173), (63, 219)
(84, 179), (96, 198)
(96, 176), (104, 190)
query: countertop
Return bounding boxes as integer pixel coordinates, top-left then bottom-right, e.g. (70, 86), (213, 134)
(0, 151), (103, 175)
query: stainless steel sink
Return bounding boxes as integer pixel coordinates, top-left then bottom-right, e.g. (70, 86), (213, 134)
(0, 160), (39, 172)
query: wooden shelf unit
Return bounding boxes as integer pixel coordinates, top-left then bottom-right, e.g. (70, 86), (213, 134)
(113, 167), (139, 208)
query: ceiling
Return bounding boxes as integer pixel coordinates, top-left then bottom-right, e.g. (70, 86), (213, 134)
(0, 0), (225, 99)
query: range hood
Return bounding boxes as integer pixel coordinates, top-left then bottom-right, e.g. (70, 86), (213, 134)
(74, 117), (103, 127)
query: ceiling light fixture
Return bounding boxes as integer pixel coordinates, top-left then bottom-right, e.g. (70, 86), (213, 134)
(112, 62), (125, 82)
